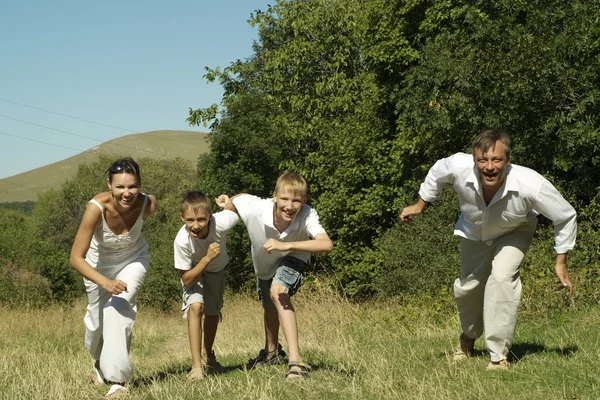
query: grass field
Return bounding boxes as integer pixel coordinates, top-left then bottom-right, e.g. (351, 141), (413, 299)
(0, 130), (208, 203)
(1, 287), (599, 399)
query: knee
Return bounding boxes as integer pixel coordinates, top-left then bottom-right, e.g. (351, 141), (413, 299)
(188, 302), (204, 317)
(269, 285), (288, 305)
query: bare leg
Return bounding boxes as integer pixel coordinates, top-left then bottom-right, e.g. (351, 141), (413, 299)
(187, 303), (205, 380)
(203, 315), (220, 357)
(270, 284), (301, 363)
(264, 307), (280, 353)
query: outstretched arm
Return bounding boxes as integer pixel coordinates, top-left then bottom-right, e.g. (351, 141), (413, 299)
(399, 197), (428, 223)
(216, 194), (245, 213)
(263, 233), (333, 254)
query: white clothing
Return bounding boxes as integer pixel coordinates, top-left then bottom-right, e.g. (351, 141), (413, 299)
(173, 210), (239, 273)
(232, 194), (326, 280)
(83, 194), (150, 383)
(418, 152), (577, 253)
(454, 224), (535, 361)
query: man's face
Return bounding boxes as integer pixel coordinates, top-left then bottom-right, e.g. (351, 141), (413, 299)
(273, 189), (305, 225)
(181, 207), (211, 239)
(474, 140), (510, 193)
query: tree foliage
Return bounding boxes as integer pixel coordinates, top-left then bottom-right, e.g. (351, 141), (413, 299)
(189, 0), (600, 299)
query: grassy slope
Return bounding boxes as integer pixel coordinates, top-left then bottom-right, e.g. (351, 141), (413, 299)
(1, 288), (597, 399)
(0, 130), (209, 203)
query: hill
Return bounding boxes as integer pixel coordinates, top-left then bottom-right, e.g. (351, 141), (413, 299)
(0, 130), (209, 203)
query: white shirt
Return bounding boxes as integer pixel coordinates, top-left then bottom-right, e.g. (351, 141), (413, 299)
(232, 194), (327, 280)
(173, 210), (239, 273)
(418, 153), (577, 253)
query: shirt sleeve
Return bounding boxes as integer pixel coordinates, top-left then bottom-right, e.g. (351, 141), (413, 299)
(305, 207), (327, 238)
(532, 180), (577, 253)
(232, 194), (260, 224)
(214, 210), (240, 231)
(174, 237), (193, 271)
(418, 153), (460, 203)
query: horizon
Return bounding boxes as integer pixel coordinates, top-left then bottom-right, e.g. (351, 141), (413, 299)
(0, 0), (272, 180)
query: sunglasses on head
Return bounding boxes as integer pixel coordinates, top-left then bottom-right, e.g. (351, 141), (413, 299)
(109, 162), (137, 175)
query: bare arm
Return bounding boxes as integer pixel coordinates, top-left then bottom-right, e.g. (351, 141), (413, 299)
(263, 232), (333, 254)
(143, 194), (157, 219)
(179, 243), (221, 287)
(399, 197), (428, 222)
(216, 194), (245, 213)
(69, 203), (128, 295)
(555, 253), (573, 296)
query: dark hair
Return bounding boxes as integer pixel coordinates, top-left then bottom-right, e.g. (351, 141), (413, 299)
(472, 129), (511, 159)
(180, 191), (212, 215)
(106, 158), (141, 184)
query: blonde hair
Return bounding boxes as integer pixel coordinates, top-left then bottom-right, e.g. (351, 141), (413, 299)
(180, 191), (212, 215)
(274, 172), (308, 200)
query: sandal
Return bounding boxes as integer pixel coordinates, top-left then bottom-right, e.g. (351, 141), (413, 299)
(285, 361), (311, 381)
(247, 343), (286, 369)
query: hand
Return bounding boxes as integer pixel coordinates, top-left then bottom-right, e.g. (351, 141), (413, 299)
(555, 257), (573, 296)
(205, 242), (221, 261)
(264, 238), (289, 254)
(400, 204), (423, 223)
(101, 279), (128, 295)
(215, 195), (230, 209)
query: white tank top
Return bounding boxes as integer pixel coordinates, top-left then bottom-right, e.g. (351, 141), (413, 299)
(86, 194), (150, 266)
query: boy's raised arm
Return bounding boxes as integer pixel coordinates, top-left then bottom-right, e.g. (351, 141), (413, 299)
(216, 194), (245, 213)
(263, 233), (333, 254)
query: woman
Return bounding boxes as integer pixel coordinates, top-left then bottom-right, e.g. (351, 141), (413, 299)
(70, 157), (157, 397)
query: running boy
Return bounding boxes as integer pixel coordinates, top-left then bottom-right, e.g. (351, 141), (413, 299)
(218, 172), (333, 380)
(174, 191), (239, 381)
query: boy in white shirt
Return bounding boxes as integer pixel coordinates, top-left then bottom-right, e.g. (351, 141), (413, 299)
(218, 172), (333, 381)
(174, 191), (239, 380)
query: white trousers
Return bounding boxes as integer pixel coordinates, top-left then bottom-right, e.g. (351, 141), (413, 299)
(83, 254), (149, 383)
(453, 220), (536, 362)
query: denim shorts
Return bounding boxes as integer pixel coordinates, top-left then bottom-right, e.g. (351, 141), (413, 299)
(257, 255), (307, 309)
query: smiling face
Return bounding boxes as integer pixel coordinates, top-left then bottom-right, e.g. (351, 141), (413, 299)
(107, 172), (140, 209)
(273, 188), (305, 230)
(474, 140), (510, 194)
(181, 207), (211, 239)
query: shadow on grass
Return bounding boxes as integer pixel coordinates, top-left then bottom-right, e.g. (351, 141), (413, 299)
(510, 342), (578, 363)
(130, 362), (189, 387)
(131, 356), (357, 386)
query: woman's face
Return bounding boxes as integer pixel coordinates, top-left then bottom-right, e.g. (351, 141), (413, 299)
(107, 172), (139, 209)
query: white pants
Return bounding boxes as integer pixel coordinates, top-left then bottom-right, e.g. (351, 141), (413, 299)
(83, 254), (149, 383)
(454, 220), (536, 362)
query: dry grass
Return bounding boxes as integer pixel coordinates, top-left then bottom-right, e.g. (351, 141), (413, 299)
(1, 286), (599, 399)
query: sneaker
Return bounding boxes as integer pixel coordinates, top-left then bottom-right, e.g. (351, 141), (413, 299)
(106, 384), (127, 397)
(247, 344), (287, 369)
(487, 359), (510, 370)
(453, 333), (475, 360)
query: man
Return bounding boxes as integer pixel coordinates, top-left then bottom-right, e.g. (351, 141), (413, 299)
(400, 129), (576, 370)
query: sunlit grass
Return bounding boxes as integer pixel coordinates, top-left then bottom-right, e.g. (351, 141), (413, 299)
(1, 287), (599, 399)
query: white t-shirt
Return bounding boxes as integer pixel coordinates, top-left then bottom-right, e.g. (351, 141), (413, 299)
(173, 210), (239, 273)
(233, 194), (327, 280)
(418, 152), (577, 253)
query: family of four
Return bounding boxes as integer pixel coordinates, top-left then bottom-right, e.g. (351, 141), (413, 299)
(70, 129), (576, 396)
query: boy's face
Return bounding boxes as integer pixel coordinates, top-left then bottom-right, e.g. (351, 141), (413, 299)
(273, 189), (305, 225)
(181, 207), (211, 239)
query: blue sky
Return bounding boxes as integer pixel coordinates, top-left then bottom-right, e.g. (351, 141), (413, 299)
(0, 0), (273, 179)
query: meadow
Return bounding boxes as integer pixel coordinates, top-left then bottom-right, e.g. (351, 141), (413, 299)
(2, 286), (598, 400)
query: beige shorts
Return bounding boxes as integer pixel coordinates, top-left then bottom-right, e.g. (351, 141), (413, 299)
(181, 268), (226, 317)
